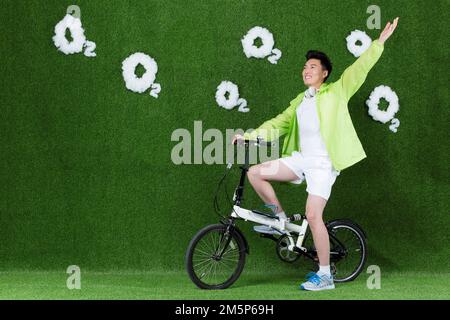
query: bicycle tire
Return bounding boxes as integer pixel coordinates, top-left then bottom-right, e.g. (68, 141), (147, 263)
(185, 224), (246, 289)
(327, 219), (367, 283)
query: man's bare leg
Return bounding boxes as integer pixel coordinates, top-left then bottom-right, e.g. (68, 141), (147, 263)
(300, 192), (335, 290)
(247, 159), (299, 214)
(305, 194), (330, 267)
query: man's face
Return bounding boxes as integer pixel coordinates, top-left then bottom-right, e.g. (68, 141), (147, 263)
(302, 58), (328, 87)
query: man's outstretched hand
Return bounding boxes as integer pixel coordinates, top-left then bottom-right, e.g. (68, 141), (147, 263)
(378, 17), (399, 45)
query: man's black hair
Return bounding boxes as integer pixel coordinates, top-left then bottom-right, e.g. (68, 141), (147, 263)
(305, 50), (332, 81)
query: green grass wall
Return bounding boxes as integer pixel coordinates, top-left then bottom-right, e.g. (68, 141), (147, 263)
(1, 0), (448, 273)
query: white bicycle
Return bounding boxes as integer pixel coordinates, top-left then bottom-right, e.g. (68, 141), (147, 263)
(185, 138), (367, 289)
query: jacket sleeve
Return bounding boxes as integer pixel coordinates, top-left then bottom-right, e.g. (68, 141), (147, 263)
(336, 39), (384, 101)
(243, 96), (299, 142)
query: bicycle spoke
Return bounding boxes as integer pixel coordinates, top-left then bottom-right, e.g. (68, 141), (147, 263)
(206, 232), (217, 255)
(208, 232), (218, 254)
(220, 250), (239, 260)
(197, 239), (213, 254)
(193, 257), (213, 269)
(219, 255), (239, 262)
(221, 245), (238, 258)
(195, 264), (213, 279)
(196, 261), (213, 279)
(203, 259), (215, 281)
(217, 259), (235, 271)
(194, 247), (214, 258)
(193, 253), (212, 263)
(218, 261), (238, 272)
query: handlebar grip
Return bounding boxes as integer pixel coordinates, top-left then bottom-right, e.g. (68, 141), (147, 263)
(233, 137), (273, 147)
(258, 140), (273, 147)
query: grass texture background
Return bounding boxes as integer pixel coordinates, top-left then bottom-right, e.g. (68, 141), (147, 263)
(0, 270), (449, 300)
(1, 0), (449, 286)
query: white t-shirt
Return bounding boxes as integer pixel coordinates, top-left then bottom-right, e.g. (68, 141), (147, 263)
(296, 94), (330, 157)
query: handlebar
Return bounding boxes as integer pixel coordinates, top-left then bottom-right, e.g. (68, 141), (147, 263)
(233, 137), (273, 147)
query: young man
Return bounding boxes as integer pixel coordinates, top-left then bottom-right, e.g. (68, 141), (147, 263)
(232, 18), (399, 291)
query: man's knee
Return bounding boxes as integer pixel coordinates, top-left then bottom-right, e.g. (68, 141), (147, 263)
(247, 165), (261, 182)
(306, 207), (323, 226)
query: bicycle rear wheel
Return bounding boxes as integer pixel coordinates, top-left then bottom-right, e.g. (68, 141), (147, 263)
(327, 219), (367, 283)
(185, 224), (246, 289)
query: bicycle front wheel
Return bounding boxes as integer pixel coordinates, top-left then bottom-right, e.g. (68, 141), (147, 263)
(185, 224), (246, 289)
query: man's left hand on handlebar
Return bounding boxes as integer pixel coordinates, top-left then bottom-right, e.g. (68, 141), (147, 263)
(231, 134), (244, 145)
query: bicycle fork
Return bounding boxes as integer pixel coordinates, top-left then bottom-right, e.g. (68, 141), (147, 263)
(215, 222), (235, 259)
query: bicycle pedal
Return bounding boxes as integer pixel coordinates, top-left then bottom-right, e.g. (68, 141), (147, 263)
(288, 213), (305, 222)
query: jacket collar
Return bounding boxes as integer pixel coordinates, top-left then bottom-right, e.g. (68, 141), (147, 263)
(302, 82), (331, 97)
(318, 82), (331, 93)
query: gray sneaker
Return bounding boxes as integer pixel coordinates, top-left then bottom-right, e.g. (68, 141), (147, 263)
(253, 225), (287, 235)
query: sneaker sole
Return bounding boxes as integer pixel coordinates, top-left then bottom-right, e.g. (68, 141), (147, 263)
(300, 284), (335, 291)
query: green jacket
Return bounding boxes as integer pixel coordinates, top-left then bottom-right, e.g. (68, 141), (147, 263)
(244, 39), (385, 171)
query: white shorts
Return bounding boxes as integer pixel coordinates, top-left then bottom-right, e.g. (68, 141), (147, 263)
(280, 151), (340, 201)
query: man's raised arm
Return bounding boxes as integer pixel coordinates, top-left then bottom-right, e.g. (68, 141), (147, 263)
(337, 17), (399, 101)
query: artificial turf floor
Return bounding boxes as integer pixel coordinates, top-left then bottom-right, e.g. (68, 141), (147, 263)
(0, 270), (448, 300)
(1, 1), (449, 302)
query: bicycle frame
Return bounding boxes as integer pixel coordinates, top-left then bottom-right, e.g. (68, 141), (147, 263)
(230, 206), (310, 252)
(228, 140), (311, 254)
